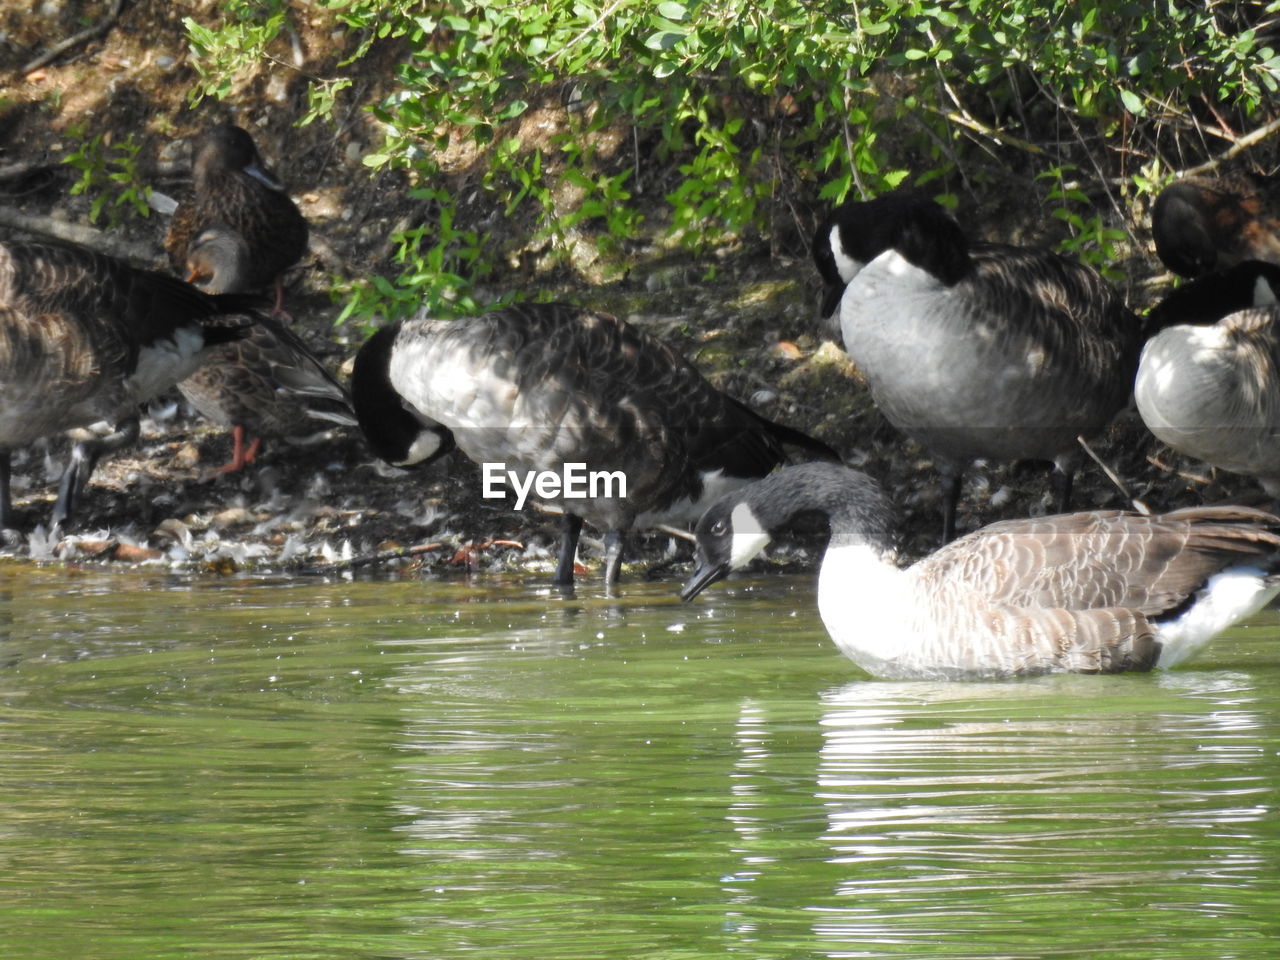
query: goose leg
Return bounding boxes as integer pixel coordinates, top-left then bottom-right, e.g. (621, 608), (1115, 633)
(553, 513), (584, 585)
(0, 449), (12, 530)
(1050, 464), (1074, 514)
(940, 469), (963, 544)
(51, 417), (141, 533)
(601, 529), (625, 592)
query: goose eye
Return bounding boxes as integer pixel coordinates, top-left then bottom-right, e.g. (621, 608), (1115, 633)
(710, 518), (727, 536)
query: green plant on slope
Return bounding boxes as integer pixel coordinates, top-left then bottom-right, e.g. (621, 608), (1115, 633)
(62, 127), (152, 227)
(183, 0), (1280, 323)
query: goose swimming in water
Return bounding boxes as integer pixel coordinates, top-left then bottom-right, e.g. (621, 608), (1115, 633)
(1136, 261), (1280, 493)
(1151, 173), (1280, 278)
(813, 190), (1143, 542)
(0, 239), (258, 531)
(165, 123), (309, 313)
(681, 462), (1280, 680)
(178, 224), (355, 472)
(351, 302), (838, 588)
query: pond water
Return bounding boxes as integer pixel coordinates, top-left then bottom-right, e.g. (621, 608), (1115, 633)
(2, 566), (1279, 959)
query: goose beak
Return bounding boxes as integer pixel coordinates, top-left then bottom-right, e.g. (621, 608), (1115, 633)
(680, 559), (730, 601)
(819, 281), (844, 322)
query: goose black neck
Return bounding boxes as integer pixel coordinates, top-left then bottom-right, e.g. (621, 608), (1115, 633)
(747, 462), (898, 553)
(351, 321), (452, 466)
(836, 191), (972, 287)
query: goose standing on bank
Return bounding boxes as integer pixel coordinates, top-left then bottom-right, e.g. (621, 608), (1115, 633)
(1136, 261), (1280, 493)
(681, 462), (1280, 680)
(813, 190), (1144, 542)
(351, 302), (838, 588)
(0, 239), (258, 531)
(1151, 173), (1280, 278)
(178, 224), (355, 472)
(165, 123), (308, 314)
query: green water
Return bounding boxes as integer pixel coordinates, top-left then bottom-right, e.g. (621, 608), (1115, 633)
(1, 568), (1279, 959)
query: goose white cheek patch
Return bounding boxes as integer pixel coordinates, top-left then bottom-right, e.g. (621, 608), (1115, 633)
(728, 502), (771, 569)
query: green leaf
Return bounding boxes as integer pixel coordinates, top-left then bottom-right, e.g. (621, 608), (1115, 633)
(645, 30), (685, 51)
(657, 1), (687, 20)
(1119, 88), (1144, 115)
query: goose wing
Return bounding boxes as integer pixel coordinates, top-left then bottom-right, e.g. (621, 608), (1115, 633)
(392, 304), (704, 513)
(1, 241), (258, 365)
(916, 506), (1280, 618)
(966, 244), (1144, 383)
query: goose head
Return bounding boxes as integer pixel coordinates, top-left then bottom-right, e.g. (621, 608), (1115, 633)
(193, 123), (285, 193)
(184, 224), (252, 295)
(813, 190), (971, 321)
(681, 462), (896, 600)
(1144, 260), (1280, 335)
(350, 321), (455, 468)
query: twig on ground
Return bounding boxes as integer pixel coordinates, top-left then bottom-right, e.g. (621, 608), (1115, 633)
(21, 0), (126, 75)
(1078, 435), (1148, 514)
(295, 540), (448, 574)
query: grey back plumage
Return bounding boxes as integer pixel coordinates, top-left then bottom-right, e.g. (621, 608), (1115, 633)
(848, 240), (1140, 464)
(813, 190), (1142, 539)
(1136, 263), (1280, 493)
(369, 302), (832, 531)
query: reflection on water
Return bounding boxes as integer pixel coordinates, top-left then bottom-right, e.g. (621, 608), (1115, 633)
(0, 570), (1278, 959)
(812, 674), (1280, 957)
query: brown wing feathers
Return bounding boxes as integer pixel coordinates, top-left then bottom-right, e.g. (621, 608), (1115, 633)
(925, 506), (1280, 618)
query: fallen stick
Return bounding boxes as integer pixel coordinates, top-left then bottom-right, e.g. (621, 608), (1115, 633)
(296, 540), (448, 574)
(22, 0), (126, 74)
(297, 537), (527, 575)
(0, 204), (157, 262)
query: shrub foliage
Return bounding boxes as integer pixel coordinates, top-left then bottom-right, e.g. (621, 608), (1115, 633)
(184, 0), (1280, 318)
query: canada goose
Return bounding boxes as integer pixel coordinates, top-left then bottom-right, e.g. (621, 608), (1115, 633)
(1151, 173), (1280, 278)
(681, 462), (1280, 680)
(179, 225), (355, 473)
(350, 302), (838, 588)
(813, 190), (1143, 542)
(1136, 261), (1280, 493)
(165, 123), (308, 312)
(0, 239), (258, 530)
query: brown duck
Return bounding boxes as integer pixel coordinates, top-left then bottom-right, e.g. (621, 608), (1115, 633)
(178, 224), (354, 473)
(1152, 172), (1280, 277)
(165, 123), (308, 313)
